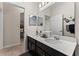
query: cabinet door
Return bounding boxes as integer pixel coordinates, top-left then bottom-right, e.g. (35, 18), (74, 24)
(28, 41), (36, 55)
(27, 36), (35, 49)
(36, 46), (45, 56)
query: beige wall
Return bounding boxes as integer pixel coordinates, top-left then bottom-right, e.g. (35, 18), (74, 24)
(0, 3), (3, 49)
(75, 2), (79, 56)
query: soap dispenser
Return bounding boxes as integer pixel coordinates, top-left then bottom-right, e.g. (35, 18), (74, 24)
(36, 30), (38, 35)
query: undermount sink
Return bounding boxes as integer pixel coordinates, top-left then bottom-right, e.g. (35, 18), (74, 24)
(45, 38), (55, 43)
(45, 37), (60, 44)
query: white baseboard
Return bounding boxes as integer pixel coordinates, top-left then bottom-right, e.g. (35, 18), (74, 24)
(3, 42), (20, 49)
(0, 47), (3, 49)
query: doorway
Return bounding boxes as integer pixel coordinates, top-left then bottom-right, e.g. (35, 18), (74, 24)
(0, 2), (25, 55)
(20, 8), (24, 43)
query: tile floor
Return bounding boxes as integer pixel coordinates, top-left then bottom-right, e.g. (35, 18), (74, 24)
(0, 41), (25, 56)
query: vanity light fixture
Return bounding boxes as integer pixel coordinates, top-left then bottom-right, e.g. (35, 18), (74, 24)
(39, 2), (55, 11)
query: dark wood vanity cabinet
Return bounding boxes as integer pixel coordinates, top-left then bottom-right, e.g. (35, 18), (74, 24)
(36, 46), (46, 56)
(27, 36), (66, 56)
(27, 37), (36, 55)
(36, 40), (66, 56)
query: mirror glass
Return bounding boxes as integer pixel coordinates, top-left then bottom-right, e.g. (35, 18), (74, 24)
(38, 2), (75, 37)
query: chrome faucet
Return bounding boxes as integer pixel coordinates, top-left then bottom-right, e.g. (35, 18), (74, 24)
(54, 36), (59, 40)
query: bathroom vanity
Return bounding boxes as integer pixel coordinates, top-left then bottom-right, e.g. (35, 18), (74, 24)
(27, 34), (77, 56)
(26, 2), (77, 56)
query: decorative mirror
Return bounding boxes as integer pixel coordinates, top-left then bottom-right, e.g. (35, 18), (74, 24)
(29, 15), (37, 26)
(37, 16), (43, 26)
(29, 15), (43, 26)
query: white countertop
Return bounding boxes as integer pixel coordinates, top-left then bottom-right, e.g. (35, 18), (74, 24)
(27, 34), (77, 56)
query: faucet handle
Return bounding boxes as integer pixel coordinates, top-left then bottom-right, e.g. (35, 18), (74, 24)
(54, 36), (59, 40)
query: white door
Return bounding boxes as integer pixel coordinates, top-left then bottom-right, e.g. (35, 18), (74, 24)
(3, 3), (20, 48)
(0, 3), (3, 49)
